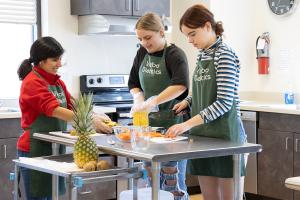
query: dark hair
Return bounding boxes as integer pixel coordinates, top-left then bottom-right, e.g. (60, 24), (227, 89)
(17, 36), (64, 80)
(179, 4), (224, 36)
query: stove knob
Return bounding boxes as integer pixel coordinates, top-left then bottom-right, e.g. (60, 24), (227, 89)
(88, 78), (94, 85)
(97, 77), (102, 83)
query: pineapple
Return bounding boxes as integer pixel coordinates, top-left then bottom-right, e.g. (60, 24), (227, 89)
(72, 93), (99, 168)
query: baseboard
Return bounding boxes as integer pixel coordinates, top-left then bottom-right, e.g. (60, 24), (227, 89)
(245, 193), (281, 200)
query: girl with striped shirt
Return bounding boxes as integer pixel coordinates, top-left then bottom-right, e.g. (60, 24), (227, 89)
(166, 4), (247, 200)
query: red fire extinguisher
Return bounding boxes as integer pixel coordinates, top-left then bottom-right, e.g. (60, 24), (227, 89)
(256, 32), (270, 75)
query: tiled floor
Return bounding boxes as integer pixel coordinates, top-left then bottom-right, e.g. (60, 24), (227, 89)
(190, 194), (203, 200)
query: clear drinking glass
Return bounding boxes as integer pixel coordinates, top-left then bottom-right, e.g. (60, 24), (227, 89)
(130, 126), (151, 150)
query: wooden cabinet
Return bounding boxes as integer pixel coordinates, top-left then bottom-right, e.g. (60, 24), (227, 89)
(131, 0), (170, 17)
(90, 0), (132, 16)
(71, 0), (170, 17)
(257, 112), (300, 200)
(257, 129), (293, 199)
(294, 134), (300, 200)
(70, 0), (90, 15)
(0, 118), (22, 200)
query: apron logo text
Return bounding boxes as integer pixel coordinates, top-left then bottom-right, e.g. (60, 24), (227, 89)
(194, 67), (211, 82)
(51, 91), (67, 104)
(142, 59), (162, 75)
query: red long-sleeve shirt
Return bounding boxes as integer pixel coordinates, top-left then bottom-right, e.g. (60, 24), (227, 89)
(17, 66), (72, 152)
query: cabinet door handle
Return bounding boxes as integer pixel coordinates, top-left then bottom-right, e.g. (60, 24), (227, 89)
(134, 0), (140, 11)
(125, 0), (131, 11)
(286, 137), (291, 151)
(4, 145), (7, 159)
(295, 139), (299, 152)
(79, 189), (92, 195)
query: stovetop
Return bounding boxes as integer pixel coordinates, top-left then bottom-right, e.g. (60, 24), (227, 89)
(80, 74), (133, 108)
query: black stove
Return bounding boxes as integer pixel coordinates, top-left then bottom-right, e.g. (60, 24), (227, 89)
(80, 74), (133, 124)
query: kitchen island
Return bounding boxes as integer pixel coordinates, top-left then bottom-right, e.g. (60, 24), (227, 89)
(21, 133), (262, 200)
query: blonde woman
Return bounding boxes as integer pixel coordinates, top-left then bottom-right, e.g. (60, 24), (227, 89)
(128, 12), (189, 200)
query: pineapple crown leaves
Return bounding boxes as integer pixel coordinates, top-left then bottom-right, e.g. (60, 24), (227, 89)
(72, 92), (96, 135)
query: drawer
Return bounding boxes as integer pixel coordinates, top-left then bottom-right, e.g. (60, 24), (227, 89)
(259, 112), (300, 133)
(0, 118), (22, 138)
(77, 155), (116, 200)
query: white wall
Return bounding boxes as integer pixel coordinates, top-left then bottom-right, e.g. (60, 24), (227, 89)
(211, 0), (300, 95)
(42, 0), (300, 99)
(42, 0), (139, 97)
(171, 0), (209, 85)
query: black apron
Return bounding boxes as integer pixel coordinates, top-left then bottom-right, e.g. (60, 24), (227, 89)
(29, 69), (67, 197)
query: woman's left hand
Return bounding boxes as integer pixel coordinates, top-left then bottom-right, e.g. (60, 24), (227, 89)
(165, 122), (190, 138)
(94, 121), (113, 134)
(92, 113), (113, 133)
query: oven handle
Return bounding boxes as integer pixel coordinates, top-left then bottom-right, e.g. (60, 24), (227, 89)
(119, 113), (131, 118)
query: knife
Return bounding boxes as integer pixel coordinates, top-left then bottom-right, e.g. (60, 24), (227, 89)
(148, 108), (189, 119)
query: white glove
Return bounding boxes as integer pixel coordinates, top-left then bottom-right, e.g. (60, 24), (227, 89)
(132, 95), (159, 114)
(133, 91), (145, 104)
(129, 92), (145, 117)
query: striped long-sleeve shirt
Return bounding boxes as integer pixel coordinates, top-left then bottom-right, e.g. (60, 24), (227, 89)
(186, 37), (241, 123)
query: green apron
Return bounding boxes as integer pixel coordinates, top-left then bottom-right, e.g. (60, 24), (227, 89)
(29, 69), (67, 197)
(139, 45), (183, 128)
(187, 47), (245, 178)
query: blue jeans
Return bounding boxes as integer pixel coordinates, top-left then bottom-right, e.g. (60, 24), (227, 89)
(178, 159), (187, 194)
(144, 160), (189, 200)
(238, 117), (247, 143)
(17, 149), (52, 200)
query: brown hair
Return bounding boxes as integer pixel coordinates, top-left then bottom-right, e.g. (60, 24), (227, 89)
(179, 4), (224, 36)
(135, 12), (164, 33)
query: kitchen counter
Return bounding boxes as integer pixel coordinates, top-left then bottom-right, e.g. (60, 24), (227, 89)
(240, 101), (300, 115)
(0, 107), (21, 119)
(2, 101), (300, 118)
(0, 105), (116, 119)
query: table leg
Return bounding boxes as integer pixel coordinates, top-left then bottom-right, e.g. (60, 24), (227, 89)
(151, 161), (161, 200)
(128, 158), (134, 189)
(133, 176), (138, 200)
(71, 187), (78, 200)
(52, 143), (60, 200)
(13, 164), (19, 200)
(68, 177), (72, 200)
(233, 154), (242, 200)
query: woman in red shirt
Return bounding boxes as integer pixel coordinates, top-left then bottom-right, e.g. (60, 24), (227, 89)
(17, 36), (111, 200)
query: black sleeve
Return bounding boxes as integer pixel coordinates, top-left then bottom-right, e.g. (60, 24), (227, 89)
(165, 45), (190, 100)
(128, 47), (147, 90)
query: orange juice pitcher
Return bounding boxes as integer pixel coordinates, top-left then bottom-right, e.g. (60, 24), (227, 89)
(133, 111), (149, 126)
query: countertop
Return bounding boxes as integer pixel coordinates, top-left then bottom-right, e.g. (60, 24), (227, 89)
(240, 101), (300, 115)
(0, 107), (21, 119)
(0, 105), (116, 119)
(1, 101), (300, 119)
(32, 133), (261, 162)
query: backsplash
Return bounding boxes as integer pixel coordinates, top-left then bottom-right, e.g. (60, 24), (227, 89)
(0, 98), (19, 107)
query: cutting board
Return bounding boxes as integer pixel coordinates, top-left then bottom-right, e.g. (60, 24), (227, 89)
(49, 131), (106, 140)
(150, 136), (188, 143)
(19, 157), (84, 173)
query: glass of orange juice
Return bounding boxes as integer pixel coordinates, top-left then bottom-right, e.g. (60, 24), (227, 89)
(133, 111), (149, 126)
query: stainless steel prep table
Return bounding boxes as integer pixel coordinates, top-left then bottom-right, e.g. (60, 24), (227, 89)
(32, 133), (262, 200)
(12, 153), (142, 200)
